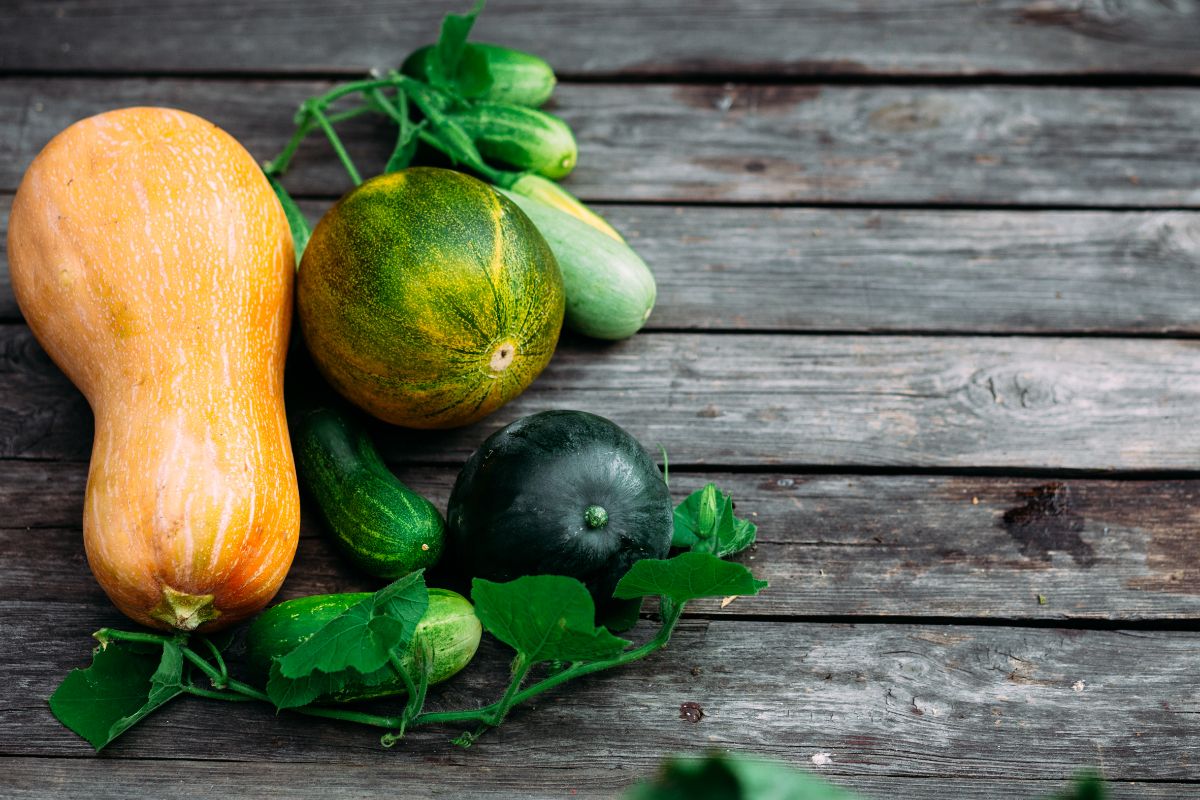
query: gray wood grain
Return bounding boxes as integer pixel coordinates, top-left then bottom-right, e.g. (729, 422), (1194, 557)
(6, 464), (1200, 621)
(6, 79), (1200, 205)
(0, 757), (1186, 800)
(4, 324), (1199, 469)
(6, 194), (1199, 333)
(4, 609), (1199, 782)
(3, 0), (1199, 77)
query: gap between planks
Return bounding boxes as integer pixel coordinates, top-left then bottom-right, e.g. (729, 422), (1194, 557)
(6, 467), (1200, 623)
(5, 79), (1200, 206)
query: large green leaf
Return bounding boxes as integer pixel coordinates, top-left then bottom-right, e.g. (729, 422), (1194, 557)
(275, 571), (427, 681)
(49, 640), (184, 751)
(472, 575), (630, 663)
(614, 552), (767, 604)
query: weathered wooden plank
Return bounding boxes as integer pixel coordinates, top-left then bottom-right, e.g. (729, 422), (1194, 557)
(3, 0), (1199, 77)
(5, 79), (1200, 206)
(5, 192), (1199, 333)
(3, 609), (1198, 781)
(6, 463), (1200, 621)
(4, 325), (1199, 469)
(0, 757), (1186, 800)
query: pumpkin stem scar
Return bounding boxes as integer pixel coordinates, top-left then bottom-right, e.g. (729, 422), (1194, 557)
(149, 585), (221, 631)
(584, 504), (609, 529)
(489, 340), (517, 373)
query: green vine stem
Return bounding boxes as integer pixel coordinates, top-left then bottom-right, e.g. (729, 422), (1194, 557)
(199, 637), (228, 686)
(308, 106), (363, 186)
(408, 601), (684, 731)
(261, 71), (524, 191)
(94, 628), (182, 648)
(97, 595), (683, 745)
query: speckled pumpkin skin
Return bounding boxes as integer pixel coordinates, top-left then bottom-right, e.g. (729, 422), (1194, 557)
(297, 168), (564, 429)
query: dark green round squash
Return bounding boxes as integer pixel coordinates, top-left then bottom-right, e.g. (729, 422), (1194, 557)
(447, 410), (673, 606)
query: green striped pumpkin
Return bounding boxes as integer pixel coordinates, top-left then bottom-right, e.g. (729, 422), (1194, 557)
(297, 167), (564, 429)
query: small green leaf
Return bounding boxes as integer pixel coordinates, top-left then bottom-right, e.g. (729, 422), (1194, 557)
(614, 552), (767, 605)
(473, 575), (631, 663)
(430, 0), (486, 89)
(672, 484), (758, 557)
(265, 173), (311, 266)
(49, 640), (184, 751)
(276, 571), (428, 680)
(384, 126), (421, 173)
(453, 44), (494, 98)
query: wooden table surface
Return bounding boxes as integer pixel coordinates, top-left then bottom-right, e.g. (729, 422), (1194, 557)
(4, 2), (1200, 797)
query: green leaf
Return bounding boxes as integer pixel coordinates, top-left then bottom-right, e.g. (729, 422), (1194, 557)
(49, 640), (184, 751)
(383, 92), (422, 173)
(614, 552), (767, 605)
(266, 572), (428, 709)
(384, 125), (421, 173)
(672, 483), (757, 557)
(1046, 773), (1106, 800)
(429, 1), (486, 89)
(453, 44), (494, 98)
(472, 575), (631, 663)
(275, 571), (428, 681)
(626, 753), (863, 800)
(265, 173), (311, 266)
(267, 657), (402, 710)
(266, 661), (339, 709)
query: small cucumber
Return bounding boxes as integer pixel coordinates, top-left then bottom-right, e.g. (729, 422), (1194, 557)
(245, 588), (482, 702)
(402, 43), (557, 107)
(293, 402), (445, 578)
(501, 188), (656, 340)
(454, 102), (577, 180)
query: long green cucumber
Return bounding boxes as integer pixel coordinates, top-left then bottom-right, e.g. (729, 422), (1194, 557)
(454, 102), (577, 180)
(245, 589), (482, 702)
(293, 402), (445, 578)
(501, 189), (656, 340)
(402, 43), (557, 107)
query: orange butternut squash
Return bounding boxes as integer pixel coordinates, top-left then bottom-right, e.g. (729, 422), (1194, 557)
(7, 107), (300, 631)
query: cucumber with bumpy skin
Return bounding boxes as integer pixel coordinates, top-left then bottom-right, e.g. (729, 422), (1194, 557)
(454, 102), (577, 180)
(245, 589), (482, 702)
(292, 401), (445, 577)
(402, 43), (557, 107)
(500, 188), (656, 340)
